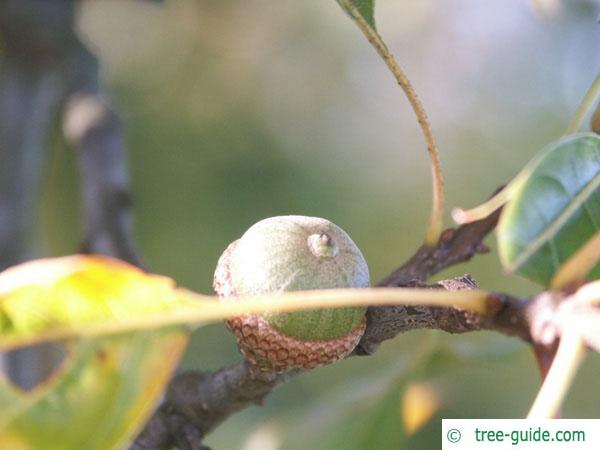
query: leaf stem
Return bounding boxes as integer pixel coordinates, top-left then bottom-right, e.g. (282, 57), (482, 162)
(337, 0), (444, 246)
(0, 287), (493, 351)
(551, 230), (600, 290)
(565, 74), (600, 135)
(454, 74), (600, 225)
(527, 331), (586, 419)
(452, 132), (593, 225)
(452, 181), (521, 224)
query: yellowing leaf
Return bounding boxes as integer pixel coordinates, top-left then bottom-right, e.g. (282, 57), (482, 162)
(1, 330), (187, 450)
(0, 256), (190, 449)
(0, 255), (197, 349)
(0, 255), (491, 450)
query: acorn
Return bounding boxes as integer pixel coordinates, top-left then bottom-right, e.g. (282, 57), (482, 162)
(213, 215), (369, 372)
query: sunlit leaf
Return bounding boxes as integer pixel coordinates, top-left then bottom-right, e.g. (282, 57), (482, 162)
(0, 256), (190, 449)
(0, 255), (198, 349)
(497, 133), (600, 285)
(0, 331), (187, 450)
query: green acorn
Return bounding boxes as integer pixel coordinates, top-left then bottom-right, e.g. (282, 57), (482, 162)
(213, 215), (369, 372)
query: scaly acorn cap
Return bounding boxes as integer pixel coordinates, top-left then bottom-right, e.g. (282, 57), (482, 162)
(213, 215), (370, 372)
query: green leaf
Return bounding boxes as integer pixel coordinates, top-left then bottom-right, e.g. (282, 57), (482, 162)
(0, 331), (187, 450)
(353, 0), (375, 29)
(497, 133), (600, 286)
(337, 0), (376, 30)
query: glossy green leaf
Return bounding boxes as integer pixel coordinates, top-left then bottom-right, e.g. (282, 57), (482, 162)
(0, 331), (187, 450)
(497, 133), (600, 285)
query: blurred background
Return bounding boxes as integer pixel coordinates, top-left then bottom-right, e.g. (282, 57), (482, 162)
(18, 0), (600, 448)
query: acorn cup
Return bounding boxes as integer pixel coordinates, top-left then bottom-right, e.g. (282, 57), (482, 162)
(213, 215), (370, 372)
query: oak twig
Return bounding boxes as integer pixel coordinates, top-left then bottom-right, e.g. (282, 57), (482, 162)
(130, 207), (539, 450)
(62, 41), (142, 266)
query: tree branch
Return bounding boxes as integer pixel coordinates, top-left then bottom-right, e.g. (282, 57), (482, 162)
(0, 0), (142, 391)
(0, 0), (75, 389)
(62, 40), (142, 266)
(357, 207), (502, 354)
(130, 208), (536, 449)
(133, 362), (292, 450)
(378, 206), (500, 287)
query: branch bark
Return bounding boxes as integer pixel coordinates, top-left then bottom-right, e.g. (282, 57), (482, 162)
(0, 0), (141, 269)
(131, 210), (537, 450)
(62, 41), (143, 266)
(0, 0), (75, 389)
(358, 208), (502, 354)
(0, 0), (141, 388)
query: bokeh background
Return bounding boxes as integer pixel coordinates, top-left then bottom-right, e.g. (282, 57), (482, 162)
(36, 0), (600, 448)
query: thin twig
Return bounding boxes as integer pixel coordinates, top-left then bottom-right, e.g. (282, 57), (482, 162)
(454, 73), (600, 226)
(62, 39), (143, 267)
(379, 205), (501, 287)
(452, 182), (520, 224)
